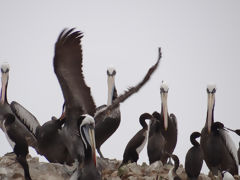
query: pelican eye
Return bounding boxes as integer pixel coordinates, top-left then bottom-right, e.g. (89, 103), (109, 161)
(207, 88), (216, 94)
(1, 68), (9, 73)
(160, 87), (168, 93)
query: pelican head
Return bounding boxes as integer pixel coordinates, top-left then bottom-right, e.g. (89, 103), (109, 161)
(107, 67), (116, 77)
(79, 114), (97, 165)
(160, 81), (169, 131)
(206, 84), (216, 133)
(1, 63), (10, 74)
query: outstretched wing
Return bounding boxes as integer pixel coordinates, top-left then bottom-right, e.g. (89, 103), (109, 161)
(10, 101), (40, 150)
(10, 101), (40, 134)
(54, 29), (96, 117)
(94, 48), (161, 121)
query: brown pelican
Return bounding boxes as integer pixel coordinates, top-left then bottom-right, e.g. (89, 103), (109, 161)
(200, 85), (239, 176)
(148, 81), (177, 164)
(94, 67), (120, 158)
(53, 29), (100, 179)
(167, 154), (181, 180)
(0, 63), (73, 167)
(120, 113), (154, 167)
(0, 63), (39, 180)
(94, 48), (162, 158)
(185, 132), (203, 180)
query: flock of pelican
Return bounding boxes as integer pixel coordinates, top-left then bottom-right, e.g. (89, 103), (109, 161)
(0, 28), (240, 180)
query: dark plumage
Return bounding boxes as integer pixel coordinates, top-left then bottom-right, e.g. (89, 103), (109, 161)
(120, 113), (153, 167)
(200, 85), (239, 176)
(185, 132), (203, 180)
(3, 113), (32, 180)
(147, 111), (166, 164)
(148, 82), (177, 164)
(54, 29), (100, 179)
(94, 48), (162, 158)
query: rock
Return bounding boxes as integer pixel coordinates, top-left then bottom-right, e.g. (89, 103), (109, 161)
(0, 153), (239, 179)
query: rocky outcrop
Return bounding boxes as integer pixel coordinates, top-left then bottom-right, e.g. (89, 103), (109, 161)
(0, 153), (239, 180)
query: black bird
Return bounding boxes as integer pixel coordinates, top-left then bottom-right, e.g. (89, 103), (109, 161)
(147, 111), (166, 164)
(167, 154), (181, 180)
(148, 81), (177, 164)
(53, 29), (100, 180)
(200, 85), (239, 176)
(94, 48), (162, 158)
(120, 113), (154, 167)
(185, 132), (203, 180)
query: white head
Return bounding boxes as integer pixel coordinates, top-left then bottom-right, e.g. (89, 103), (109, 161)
(160, 81), (169, 93)
(107, 67), (116, 77)
(207, 84), (216, 93)
(1, 63), (10, 74)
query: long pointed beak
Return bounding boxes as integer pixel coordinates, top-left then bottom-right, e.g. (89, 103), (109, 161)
(1, 73), (8, 104)
(161, 92), (168, 131)
(107, 76), (115, 106)
(207, 93), (215, 133)
(83, 125), (97, 166)
(89, 128), (97, 166)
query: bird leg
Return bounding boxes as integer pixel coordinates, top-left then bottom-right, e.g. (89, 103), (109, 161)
(14, 144), (32, 180)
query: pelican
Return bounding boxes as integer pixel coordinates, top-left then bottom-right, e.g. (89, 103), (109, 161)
(0, 63), (39, 180)
(94, 67), (120, 158)
(185, 132), (203, 180)
(53, 29), (100, 179)
(120, 113), (154, 167)
(148, 81), (177, 164)
(0, 63), (73, 167)
(200, 85), (239, 176)
(94, 49), (162, 158)
(53, 28), (161, 178)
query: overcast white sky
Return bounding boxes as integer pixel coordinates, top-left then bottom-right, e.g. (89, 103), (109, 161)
(0, 0), (240, 174)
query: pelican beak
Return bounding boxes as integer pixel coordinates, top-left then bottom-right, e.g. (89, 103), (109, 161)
(107, 75), (115, 106)
(161, 92), (168, 131)
(1, 72), (8, 104)
(83, 124), (97, 166)
(207, 93), (215, 133)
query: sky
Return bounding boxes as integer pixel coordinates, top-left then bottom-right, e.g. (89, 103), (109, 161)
(0, 0), (240, 174)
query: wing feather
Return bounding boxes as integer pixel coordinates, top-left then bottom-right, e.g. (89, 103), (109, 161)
(54, 29), (96, 116)
(10, 101), (40, 135)
(94, 48), (161, 121)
